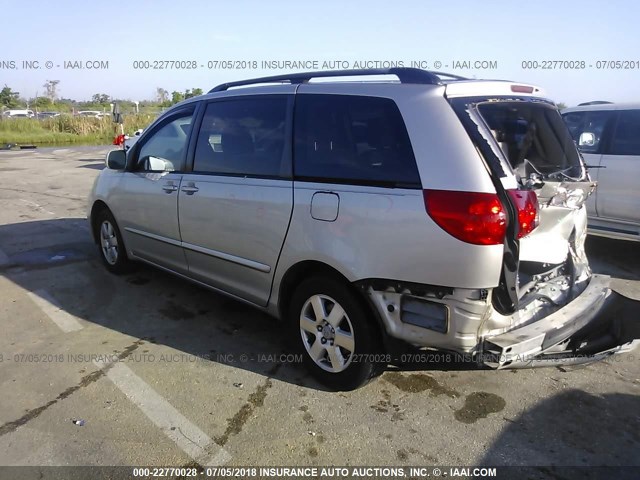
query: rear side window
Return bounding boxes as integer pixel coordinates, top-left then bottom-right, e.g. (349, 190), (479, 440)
(294, 94), (421, 188)
(193, 97), (288, 177)
(610, 110), (640, 156)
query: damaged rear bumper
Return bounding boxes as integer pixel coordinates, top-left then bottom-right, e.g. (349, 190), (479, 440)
(482, 274), (640, 368)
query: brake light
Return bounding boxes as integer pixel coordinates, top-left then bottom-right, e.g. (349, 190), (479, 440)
(423, 190), (507, 245)
(507, 189), (539, 238)
(511, 85), (534, 93)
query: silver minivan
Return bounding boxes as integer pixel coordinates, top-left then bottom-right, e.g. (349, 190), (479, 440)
(88, 69), (639, 389)
(562, 103), (640, 241)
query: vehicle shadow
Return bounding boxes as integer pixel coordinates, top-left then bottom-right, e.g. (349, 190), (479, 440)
(586, 235), (640, 282)
(1, 218), (637, 390)
(0, 218), (329, 390)
(77, 163), (105, 171)
(477, 390), (640, 479)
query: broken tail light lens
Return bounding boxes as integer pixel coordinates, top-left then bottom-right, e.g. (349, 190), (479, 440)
(423, 190), (507, 245)
(507, 189), (539, 238)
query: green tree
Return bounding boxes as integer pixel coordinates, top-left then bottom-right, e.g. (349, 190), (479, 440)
(91, 93), (110, 104)
(185, 88), (203, 99)
(171, 91), (185, 104)
(0, 85), (20, 108)
(556, 102), (567, 110)
(33, 97), (53, 109)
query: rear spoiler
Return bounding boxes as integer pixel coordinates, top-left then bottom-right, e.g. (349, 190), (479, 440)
(445, 81), (545, 98)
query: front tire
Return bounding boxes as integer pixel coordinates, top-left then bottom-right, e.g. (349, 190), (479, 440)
(95, 208), (132, 274)
(289, 276), (383, 390)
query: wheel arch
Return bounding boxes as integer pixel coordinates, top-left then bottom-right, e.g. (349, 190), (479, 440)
(90, 200), (111, 244)
(276, 260), (386, 341)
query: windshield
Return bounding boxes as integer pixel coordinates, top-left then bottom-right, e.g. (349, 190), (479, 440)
(478, 102), (584, 180)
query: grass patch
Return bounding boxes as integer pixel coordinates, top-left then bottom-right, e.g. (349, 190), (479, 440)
(0, 131), (109, 145)
(0, 115), (155, 145)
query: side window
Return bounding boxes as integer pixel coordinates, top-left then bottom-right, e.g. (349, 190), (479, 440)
(562, 110), (612, 154)
(136, 111), (194, 172)
(293, 94), (421, 188)
(193, 97), (288, 177)
(610, 110), (640, 156)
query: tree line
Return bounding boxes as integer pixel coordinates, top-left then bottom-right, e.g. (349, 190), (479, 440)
(0, 81), (204, 112)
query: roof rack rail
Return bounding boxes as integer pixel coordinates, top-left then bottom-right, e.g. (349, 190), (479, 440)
(430, 71), (469, 81)
(577, 100), (613, 106)
(209, 68), (456, 93)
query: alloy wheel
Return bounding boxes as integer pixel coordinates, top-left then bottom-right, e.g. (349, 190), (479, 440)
(100, 220), (119, 265)
(299, 294), (355, 373)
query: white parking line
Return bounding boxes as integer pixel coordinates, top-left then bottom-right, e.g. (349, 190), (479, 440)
(0, 248), (8, 266)
(27, 290), (84, 332)
(27, 285), (231, 465)
(94, 359), (231, 466)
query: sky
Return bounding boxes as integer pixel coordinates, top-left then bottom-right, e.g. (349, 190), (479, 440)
(1, 0), (638, 106)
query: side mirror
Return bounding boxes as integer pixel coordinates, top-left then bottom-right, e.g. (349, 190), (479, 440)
(144, 156), (175, 172)
(578, 132), (596, 147)
(105, 149), (126, 170)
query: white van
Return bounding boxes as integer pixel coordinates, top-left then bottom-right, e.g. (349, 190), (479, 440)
(2, 109), (34, 118)
(562, 103), (640, 241)
(77, 110), (105, 119)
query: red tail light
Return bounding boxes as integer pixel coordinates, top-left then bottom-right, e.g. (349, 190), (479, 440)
(507, 189), (539, 238)
(423, 190), (507, 245)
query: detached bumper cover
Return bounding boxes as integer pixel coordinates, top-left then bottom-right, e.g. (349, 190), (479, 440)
(482, 274), (640, 368)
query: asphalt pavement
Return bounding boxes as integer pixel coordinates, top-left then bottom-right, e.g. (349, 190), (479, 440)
(0, 146), (638, 476)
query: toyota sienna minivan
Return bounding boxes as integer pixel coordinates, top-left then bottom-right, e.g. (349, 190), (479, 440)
(88, 68), (639, 389)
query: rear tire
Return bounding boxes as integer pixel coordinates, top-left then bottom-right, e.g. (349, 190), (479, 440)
(289, 276), (384, 390)
(95, 208), (132, 274)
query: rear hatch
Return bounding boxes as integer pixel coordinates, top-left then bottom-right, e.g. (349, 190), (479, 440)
(445, 81), (597, 329)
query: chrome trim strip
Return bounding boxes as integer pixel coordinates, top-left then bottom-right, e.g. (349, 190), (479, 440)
(124, 227), (182, 247)
(129, 254), (267, 309)
(181, 241), (271, 273)
(124, 227), (271, 273)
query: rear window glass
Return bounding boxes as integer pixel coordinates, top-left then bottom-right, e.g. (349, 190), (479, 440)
(479, 102), (583, 178)
(294, 94), (421, 188)
(611, 110), (640, 156)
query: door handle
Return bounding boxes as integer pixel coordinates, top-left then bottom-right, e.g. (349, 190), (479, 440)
(162, 184), (178, 193)
(181, 185), (199, 195)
